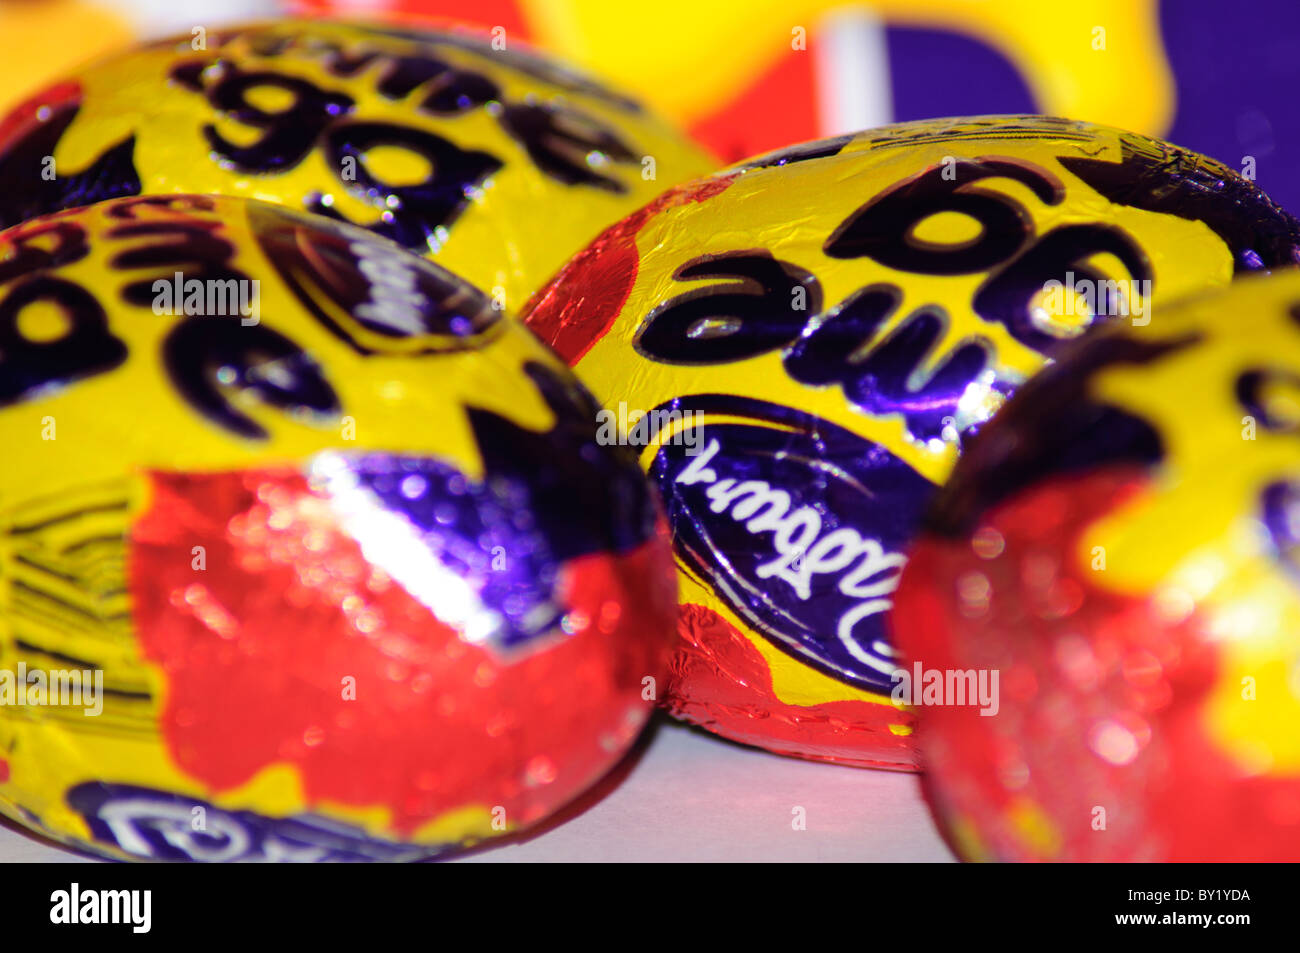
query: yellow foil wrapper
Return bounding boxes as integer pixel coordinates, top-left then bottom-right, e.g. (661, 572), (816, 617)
(0, 194), (677, 861)
(0, 19), (716, 308)
(522, 115), (1300, 769)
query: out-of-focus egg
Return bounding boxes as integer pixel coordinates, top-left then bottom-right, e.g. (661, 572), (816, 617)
(0, 18), (716, 307)
(895, 268), (1300, 861)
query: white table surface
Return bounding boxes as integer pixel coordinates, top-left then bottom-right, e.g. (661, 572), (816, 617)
(0, 715), (957, 863)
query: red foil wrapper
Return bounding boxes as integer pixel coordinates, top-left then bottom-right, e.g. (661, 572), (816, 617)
(894, 272), (1300, 860)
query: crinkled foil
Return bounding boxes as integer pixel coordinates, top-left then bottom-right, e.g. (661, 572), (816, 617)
(523, 115), (1300, 770)
(0, 194), (677, 861)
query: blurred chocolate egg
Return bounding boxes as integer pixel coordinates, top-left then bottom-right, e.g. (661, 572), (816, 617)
(0, 19), (716, 308)
(895, 268), (1300, 860)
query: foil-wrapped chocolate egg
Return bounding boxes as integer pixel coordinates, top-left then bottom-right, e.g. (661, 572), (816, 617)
(894, 268), (1300, 860)
(522, 115), (1300, 770)
(0, 194), (677, 861)
(0, 19), (716, 308)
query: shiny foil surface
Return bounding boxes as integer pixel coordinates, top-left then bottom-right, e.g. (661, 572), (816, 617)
(0, 194), (678, 861)
(522, 115), (1300, 770)
(894, 269), (1300, 861)
(0, 19), (717, 309)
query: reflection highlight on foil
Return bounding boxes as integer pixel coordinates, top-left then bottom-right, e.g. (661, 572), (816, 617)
(310, 452), (502, 646)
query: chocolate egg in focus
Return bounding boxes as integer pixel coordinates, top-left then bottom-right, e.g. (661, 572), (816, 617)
(0, 19), (717, 307)
(893, 268), (1300, 861)
(522, 115), (1300, 770)
(0, 194), (678, 861)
